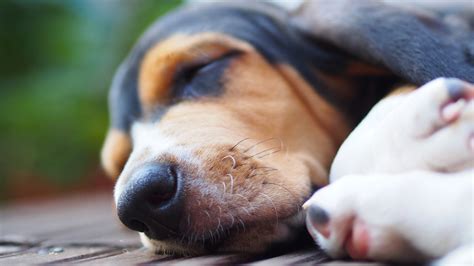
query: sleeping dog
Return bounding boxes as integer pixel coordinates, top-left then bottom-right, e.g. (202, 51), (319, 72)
(101, 2), (384, 254)
(101, 0), (474, 260)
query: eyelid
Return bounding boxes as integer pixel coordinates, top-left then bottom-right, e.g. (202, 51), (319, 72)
(171, 51), (241, 101)
(174, 50), (241, 82)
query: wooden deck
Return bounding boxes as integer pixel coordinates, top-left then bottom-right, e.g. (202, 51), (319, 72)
(0, 193), (382, 265)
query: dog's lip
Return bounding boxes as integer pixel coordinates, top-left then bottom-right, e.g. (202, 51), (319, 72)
(144, 215), (247, 250)
(145, 210), (305, 251)
(146, 224), (232, 248)
(142, 216), (179, 240)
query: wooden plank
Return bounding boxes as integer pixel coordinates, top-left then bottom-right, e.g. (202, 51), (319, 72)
(0, 246), (111, 264)
(75, 247), (168, 265)
(0, 193), (141, 264)
(1, 194), (118, 236)
(0, 193), (382, 265)
(252, 249), (328, 265)
(321, 262), (386, 266)
(1, 194), (141, 246)
(161, 254), (238, 265)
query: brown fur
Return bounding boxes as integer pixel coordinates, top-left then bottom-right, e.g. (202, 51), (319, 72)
(101, 129), (131, 178)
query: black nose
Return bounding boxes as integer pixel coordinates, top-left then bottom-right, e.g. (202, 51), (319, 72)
(117, 164), (183, 240)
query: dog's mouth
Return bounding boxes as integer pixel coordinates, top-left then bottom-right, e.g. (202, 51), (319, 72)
(115, 141), (312, 254)
(140, 209), (307, 255)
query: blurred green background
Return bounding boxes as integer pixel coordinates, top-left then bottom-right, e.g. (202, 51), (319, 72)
(0, 0), (181, 202)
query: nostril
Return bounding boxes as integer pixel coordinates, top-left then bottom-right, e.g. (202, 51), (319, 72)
(167, 164), (178, 193)
(129, 219), (149, 233)
(144, 165), (178, 206)
(148, 192), (174, 205)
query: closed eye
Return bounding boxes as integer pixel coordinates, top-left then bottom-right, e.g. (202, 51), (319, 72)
(172, 51), (240, 101)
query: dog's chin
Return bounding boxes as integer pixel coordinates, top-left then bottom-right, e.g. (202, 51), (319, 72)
(139, 210), (306, 255)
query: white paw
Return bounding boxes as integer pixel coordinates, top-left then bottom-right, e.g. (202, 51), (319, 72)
(387, 78), (474, 172)
(331, 78), (474, 180)
(399, 78), (474, 137)
(305, 170), (473, 262)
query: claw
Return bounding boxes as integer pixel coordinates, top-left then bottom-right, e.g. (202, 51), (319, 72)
(306, 204), (331, 238)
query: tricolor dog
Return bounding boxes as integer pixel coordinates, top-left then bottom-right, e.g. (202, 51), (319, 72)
(100, 0), (474, 262)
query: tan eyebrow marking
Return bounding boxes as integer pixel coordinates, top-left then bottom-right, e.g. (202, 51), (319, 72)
(138, 32), (254, 111)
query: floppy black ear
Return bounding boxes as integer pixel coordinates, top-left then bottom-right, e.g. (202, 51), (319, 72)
(101, 57), (142, 178)
(291, 0), (474, 85)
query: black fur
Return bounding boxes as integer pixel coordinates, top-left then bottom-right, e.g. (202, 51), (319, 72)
(108, 2), (363, 133)
(292, 0), (474, 85)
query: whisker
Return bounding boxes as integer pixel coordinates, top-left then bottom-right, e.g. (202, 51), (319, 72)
(228, 214), (235, 228)
(248, 168), (279, 179)
(247, 169), (257, 179)
(217, 218), (223, 234)
(222, 181), (227, 194)
(260, 192), (279, 226)
(237, 217), (246, 232)
(226, 174), (234, 194)
(179, 230), (187, 243)
(208, 230), (213, 242)
(254, 166), (278, 171)
(263, 182), (301, 211)
(240, 207), (251, 216)
(257, 138), (284, 159)
(221, 155), (237, 169)
(230, 137), (252, 151)
(234, 193), (250, 205)
(257, 149), (282, 159)
(248, 146), (281, 158)
(243, 137), (276, 153)
(259, 169), (279, 174)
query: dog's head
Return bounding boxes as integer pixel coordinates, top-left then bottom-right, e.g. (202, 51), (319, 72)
(101, 2), (394, 254)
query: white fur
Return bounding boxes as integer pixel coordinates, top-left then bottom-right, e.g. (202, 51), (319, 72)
(330, 78), (474, 180)
(114, 122), (200, 204)
(306, 78), (474, 264)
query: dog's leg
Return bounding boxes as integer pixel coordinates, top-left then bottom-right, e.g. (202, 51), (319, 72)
(330, 77), (474, 181)
(305, 170), (473, 262)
